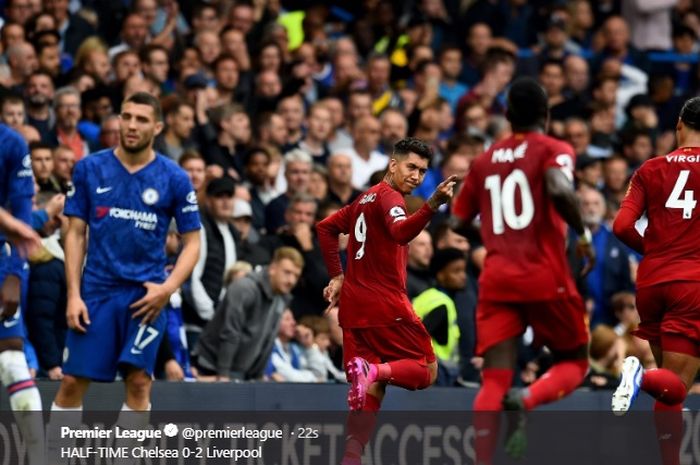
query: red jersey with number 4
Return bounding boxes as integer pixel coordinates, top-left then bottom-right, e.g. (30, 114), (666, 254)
(452, 132), (578, 302)
(317, 181), (435, 328)
(619, 148), (700, 288)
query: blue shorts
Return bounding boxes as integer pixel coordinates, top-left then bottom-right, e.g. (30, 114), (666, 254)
(0, 249), (27, 340)
(63, 286), (166, 382)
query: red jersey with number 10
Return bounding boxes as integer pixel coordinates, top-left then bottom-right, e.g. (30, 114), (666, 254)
(619, 147), (700, 288)
(317, 181), (435, 328)
(452, 132), (579, 302)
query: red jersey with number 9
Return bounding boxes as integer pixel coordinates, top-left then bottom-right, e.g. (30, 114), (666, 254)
(620, 148), (700, 288)
(452, 132), (579, 302)
(317, 181), (436, 328)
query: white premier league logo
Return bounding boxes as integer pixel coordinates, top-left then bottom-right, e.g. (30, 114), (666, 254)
(142, 188), (159, 205)
(186, 191), (197, 204)
(22, 154), (31, 168)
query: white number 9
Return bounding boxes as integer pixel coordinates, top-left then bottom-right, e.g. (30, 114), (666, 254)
(354, 213), (367, 260)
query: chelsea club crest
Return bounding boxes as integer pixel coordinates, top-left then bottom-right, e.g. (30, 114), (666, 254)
(142, 188), (159, 205)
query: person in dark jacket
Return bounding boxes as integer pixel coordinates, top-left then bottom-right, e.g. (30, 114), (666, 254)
(181, 176), (238, 351)
(193, 247), (304, 381)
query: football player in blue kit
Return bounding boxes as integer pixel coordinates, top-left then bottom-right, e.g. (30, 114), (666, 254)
(51, 92), (201, 414)
(0, 123), (45, 465)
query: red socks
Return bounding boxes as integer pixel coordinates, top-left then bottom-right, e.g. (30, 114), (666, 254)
(343, 393), (381, 462)
(374, 359), (431, 390)
(642, 369), (688, 405)
(653, 401), (683, 465)
(522, 359), (588, 410)
(473, 369), (513, 465)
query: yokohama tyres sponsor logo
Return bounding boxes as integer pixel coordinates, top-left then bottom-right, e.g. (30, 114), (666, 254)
(97, 207), (158, 230)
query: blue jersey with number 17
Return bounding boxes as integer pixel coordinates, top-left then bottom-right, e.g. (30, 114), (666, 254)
(64, 149), (201, 290)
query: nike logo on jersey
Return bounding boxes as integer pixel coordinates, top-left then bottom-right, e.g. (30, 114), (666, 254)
(130, 348), (143, 355)
(96, 186), (112, 194)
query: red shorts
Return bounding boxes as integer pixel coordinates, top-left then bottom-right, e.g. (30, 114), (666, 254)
(476, 295), (589, 355)
(342, 320), (436, 368)
(635, 281), (700, 356)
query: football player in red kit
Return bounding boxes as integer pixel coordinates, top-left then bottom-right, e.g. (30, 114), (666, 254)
(612, 97), (700, 465)
(450, 77), (594, 465)
(317, 137), (456, 465)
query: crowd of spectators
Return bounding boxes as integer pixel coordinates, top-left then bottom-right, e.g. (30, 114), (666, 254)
(6, 0), (700, 389)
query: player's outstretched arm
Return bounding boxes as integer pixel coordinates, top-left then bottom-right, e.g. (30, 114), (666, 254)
(0, 208), (41, 258)
(545, 167), (595, 276)
(64, 216), (90, 332)
(131, 230), (201, 325)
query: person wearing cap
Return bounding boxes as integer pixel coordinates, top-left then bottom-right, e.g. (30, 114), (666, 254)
(181, 176), (238, 351)
(412, 248), (466, 386)
(230, 197), (271, 266)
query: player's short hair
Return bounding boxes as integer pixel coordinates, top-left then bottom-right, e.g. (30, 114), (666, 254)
(123, 92), (163, 122)
(506, 77), (548, 130)
(392, 137), (433, 161)
(680, 96), (700, 131)
(29, 140), (52, 153)
(272, 246), (305, 269)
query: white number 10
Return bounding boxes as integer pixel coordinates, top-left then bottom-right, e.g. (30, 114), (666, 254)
(354, 213), (367, 259)
(484, 169), (535, 235)
(666, 170), (697, 219)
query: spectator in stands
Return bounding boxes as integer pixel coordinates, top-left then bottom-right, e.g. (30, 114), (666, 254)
(559, 55), (590, 120)
(592, 16), (649, 74)
(438, 45), (467, 112)
(265, 309), (325, 382)
(36, 40), (61, 79)
(539, 60), (567, 123)
(43, 0), (94, 55)
(326, 152), (361, 206)
(193, 247), (304, 381)
(111, 50), (141, 85)
(579, 186), (634, 328)
(460, 23), (492, 87)
(265, 149), (312, 233)
(413, 247), (466, 386)
(212, 54), (240, 107)
(230, 198), (270, 266)
(74, 38), (110, 86)
(243, 147), (275, 231)
(564, 117), (592, 158)
(51, 145), (74, 192)
(611, 291), (655, 368)
(96, 114), (119, 150)
(1, 95), (25, 131)
(622, 0), (675, 52)
(140, 44), (171, 95)
(201, 103), (251, 179)
(178, 150), (206, 194)
(538, 13), (582, 60)
(456, 47), (515, 129)
(346, 114), (387, 189)
(603, 155), (630, 209)
(5, 0), (33, 26)
(367, 53), (400, 116)
(583, 324), (624, 389)
(309, 165), (328, 202)
(255, 111), (287, 157)
(295, 102), (332, 166)
(277, 94), (305, 149)
(621, 127), (654, 171)
(154, 98), (196, 162)
(30, 141), (61, 193)
(269, 193), (329, 316)
(109, 12), (149, 58)
(407, 229), (434, 299)
(47, 87), (88, 159)
(378, 108), (408, 155)
(575, 154), (603, 189)
(182, 176), (238, 352)
(6, 41), (38, 90)
(324, 96), (353, 153)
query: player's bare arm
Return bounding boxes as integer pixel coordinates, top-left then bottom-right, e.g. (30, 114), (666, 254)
(131, 229), (200, 325)
(64, 216), (90, 333)
(545, 167), (595, 276)
(0, 208), (41, 258)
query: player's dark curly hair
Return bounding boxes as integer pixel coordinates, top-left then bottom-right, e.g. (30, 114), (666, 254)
(680, 96), (700, 131)
(123, 91), (162, 122)
(393, 137), (433, 161)
(506, 77), (549, 131)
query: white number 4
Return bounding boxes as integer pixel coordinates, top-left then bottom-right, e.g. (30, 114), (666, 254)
(666, 170), (697, 219)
